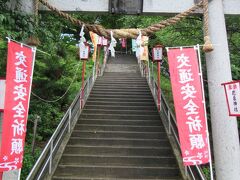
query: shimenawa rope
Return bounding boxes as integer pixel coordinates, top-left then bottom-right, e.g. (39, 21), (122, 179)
(38, 0), (213, 52)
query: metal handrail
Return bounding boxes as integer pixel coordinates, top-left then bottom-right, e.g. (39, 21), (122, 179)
(140, 62), (206, 180)
(26, 63), (106, 180)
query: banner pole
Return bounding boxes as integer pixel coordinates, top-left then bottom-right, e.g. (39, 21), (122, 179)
(96, 45), (101, 76)
(147, 59), (151, 84)
(196, 44), (214, 180)
(6, 37), (50, 56)
(151, 61), (154, 80)
(126, 39), (127, 54)
(17, 169), (21, 180)
(92, 58), (96, 82)
(157, 61), (161, 111)
(81, 61), (86, 108)
(28, 47), (37, 104)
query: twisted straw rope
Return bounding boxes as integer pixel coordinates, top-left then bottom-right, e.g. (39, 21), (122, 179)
(38, 0), (213, 52)
(34, 0), (39, 17)
(203, 0), (214, 52)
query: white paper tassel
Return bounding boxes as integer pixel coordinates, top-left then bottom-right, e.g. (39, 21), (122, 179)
(109, 31), (117, 57)
(136, 30), (144, 58)
(79, 25), (86, 48)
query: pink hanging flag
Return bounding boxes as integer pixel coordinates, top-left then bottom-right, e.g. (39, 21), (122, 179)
(121, 38), (126, 48)
(167, 47), (210, 166)
(0, 41), (35, 171)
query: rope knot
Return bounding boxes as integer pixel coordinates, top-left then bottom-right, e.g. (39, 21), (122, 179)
(203, 36), (214, 52)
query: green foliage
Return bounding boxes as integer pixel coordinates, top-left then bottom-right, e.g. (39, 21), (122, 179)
(202, 166), (211, 180)
(226, 16), (240, 80)
(21, 144), (41, 180)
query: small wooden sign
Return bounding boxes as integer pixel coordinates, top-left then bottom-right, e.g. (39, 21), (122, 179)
(152, 45), (163, 62)
(80, 44), (90, 60)
(222, 81), (240, 117)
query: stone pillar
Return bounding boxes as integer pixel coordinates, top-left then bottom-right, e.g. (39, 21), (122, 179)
(9, 0), (35, 14)
(205, 0), (240, 179)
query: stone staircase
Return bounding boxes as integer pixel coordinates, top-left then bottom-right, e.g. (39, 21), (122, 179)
(52, 55), (182, 180)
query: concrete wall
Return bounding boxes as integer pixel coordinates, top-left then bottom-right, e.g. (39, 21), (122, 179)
(8, 0), (240, 15)
(36, 0), (240, 15)
(40, 0), (109, 13)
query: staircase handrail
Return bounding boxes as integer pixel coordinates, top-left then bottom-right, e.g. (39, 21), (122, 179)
(139, 60), (207, 180)
(26, 73), (97, 180)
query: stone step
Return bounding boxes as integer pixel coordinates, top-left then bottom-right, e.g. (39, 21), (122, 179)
(68, 137), (170, 147)
(53, 177), (182, 180)
(84, 104), (157, 111)
(85, 100), (156, 106)
(101, 76), (142, 79)
(100, 76), (143, 80)
(87, 97), (154, 102)
(103, 72), (140, 75)
(99, 75), (142, 78)
(91, 88), (151, 93)
(74, 124), (164, 132)
(80, 113), (160, 120)
(89, 94), (153, 99)
(94, 82), (148, 86)
(96, 79), (147, 82)
(98, 76), (145, 79)
(93, 84), (149, 88)
(60, 155), (177, 167)
(82, 109), (158, 115)
(71, 131), (166, 139)
(90, 91), (152, 96)
(53, 165), (180, 179)
(92, 87), (150, 91)
(95, 81), (147, 85)
(63, 145), (173, 157)
(105, 64), (139, 73)
(78, 119), (161, 126)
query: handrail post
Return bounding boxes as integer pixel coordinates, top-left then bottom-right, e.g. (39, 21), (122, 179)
(49, 140), (53, 174)
(96, 45), (101, 76)
(153, 82), (156, 97)
(185, 166), (188, 177)
(87, 78), (90, 96)
(157, 61), (161, 111)
(79, 94), (82, 111)
(167, 110), (172, 135)
(147, 60), (150, 83)
(141, 61), (144, 77)
(68, 109), (72, 133)
(81, 61), (86, 109)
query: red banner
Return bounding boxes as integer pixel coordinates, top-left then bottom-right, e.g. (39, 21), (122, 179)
(0, 41), (35, 171)
(167, 47), (209, 165)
